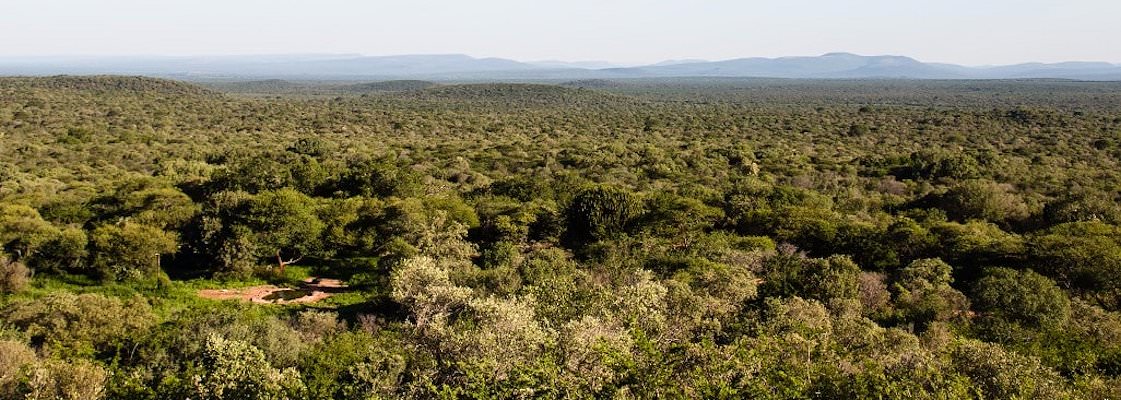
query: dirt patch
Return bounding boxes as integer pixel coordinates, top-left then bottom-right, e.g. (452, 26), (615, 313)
(198, 277), (350, 304)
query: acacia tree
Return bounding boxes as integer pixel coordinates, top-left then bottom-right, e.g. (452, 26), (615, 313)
(938, 179), (1031, 227)
(638, 193), (722, 246)
(1023, 221), (1121, 312)
(0, 204), (60, 261)
(90, 221), (178, 280)
(245, 189), (325, 274)
(892, 258), (970, 330)
(94, 178), (199, 231)
(971, 267), (1070, 343)
(759, 249), (861, 304)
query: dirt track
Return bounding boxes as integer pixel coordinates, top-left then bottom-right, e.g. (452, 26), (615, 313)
(198, 277), (348, 304)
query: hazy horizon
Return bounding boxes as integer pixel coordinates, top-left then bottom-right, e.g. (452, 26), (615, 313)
(1, 52), (1118, 69)
(2, 0), (1119, 66)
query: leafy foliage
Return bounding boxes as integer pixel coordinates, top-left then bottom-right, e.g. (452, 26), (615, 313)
(2, 76), (1121, 397)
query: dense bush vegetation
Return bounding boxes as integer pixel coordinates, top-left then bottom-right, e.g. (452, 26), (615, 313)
(2, 75), (1121, 398)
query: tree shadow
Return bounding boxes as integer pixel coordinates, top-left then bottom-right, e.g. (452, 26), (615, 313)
(305, 256), (381, 281)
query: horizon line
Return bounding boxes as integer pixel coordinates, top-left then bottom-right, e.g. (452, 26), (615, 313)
(1, 52), (1119, 69)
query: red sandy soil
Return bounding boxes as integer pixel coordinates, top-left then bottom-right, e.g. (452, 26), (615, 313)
(198, 277), (348, 304)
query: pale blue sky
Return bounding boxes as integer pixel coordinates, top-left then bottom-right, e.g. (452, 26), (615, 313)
(2, 0), (1118, 65)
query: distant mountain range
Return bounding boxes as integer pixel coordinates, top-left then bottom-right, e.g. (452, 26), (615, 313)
(2, 53), (1119, 81)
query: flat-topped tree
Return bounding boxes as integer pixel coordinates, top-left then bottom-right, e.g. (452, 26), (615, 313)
(245, 189), (325, 275)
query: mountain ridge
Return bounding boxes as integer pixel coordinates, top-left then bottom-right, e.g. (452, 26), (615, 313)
(1, 53), (1119, 81)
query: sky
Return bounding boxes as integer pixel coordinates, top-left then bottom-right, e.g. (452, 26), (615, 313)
(2, 0), (1119, 66)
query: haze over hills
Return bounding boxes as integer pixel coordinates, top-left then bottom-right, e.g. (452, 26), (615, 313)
(1, 53), (1120, 81)
(528, 60), (625, 69)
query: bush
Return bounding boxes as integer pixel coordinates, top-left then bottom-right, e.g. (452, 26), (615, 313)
(28, 227), (87, 273)
(90, 221), (178, 280)
(1029, 221), (1121, 309)
(20, 358), (109, 400)
(938, 180), (1030, 226)
(300, 331), (406, 399)
(337, 159), (422, 198)
(667, 257), (759, 334)
(455, 296), (552, 382)
(951, 340), (1072, 399)
(892, 258), (970, 330)
(1043, 193), (1121, 225)
(760, 249), (861, 304)
(972, 268), (1070, 334)
(290, 310), (346, 342)
(391, 256), (474, 332)
(930, 220), (1025, 271)
(189, 334), (304, 400)
(0, 339), (37, 398)
(904, 149), (981, 180)
(1, 293), (156, 356)
(0, 254), (31, 294)
(0, 204), (60, 261)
